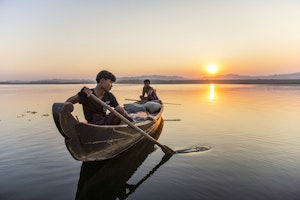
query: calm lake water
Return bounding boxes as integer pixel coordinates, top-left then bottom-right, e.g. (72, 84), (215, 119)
(1, 83), (300, 200)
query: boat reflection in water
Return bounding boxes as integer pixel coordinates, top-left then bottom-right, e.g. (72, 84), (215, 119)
(75, 119), (171, 200)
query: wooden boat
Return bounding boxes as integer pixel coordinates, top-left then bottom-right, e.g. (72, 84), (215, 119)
(52, 101), (164, 161)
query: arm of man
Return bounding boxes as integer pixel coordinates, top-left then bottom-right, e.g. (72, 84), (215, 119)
(142, 87), (146, 97)
(66, 94), (79, 104)
(66, 87), (91, 104)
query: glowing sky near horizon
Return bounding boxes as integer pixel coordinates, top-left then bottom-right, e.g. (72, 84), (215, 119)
(0, 0), (300, 81)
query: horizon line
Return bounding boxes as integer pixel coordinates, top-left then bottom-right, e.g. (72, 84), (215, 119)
(1, 71), (300, 83)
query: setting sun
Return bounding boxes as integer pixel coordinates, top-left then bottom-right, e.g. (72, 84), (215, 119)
(206, 64), (219, 74)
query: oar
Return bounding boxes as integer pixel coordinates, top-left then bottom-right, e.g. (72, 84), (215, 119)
(164, 119), (181, 121)
(125, 98), (181, 105)
(89, 94), (176, 154)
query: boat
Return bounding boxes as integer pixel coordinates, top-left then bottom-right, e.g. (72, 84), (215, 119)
(52, 101), (164, 161)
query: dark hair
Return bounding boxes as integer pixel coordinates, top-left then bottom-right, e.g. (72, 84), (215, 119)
(144, 79), (150, 84)
(96, 70), (116, 83)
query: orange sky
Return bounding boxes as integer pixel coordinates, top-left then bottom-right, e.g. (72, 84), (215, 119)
(0, 1), (300, 81)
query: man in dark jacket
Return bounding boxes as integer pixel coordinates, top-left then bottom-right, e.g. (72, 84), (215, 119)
(66, 70), (131, 125)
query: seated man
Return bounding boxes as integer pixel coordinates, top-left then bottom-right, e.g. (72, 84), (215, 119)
(140, 79), (161, 103)
(66, 70), (132, 125)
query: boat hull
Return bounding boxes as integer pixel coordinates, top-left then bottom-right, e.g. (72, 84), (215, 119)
(52, 102), (164, 161)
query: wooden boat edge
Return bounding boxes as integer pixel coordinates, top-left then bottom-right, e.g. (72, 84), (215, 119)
(52, 102), (164, 161)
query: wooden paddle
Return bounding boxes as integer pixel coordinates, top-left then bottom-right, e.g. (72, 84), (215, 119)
(125, 98), (181, 105)
(89, 94), (176, 154)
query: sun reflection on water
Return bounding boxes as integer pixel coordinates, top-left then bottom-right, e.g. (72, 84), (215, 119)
(209, 83), (215, 101)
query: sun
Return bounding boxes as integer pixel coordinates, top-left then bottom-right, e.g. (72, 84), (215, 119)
(206, 64), (219, 74)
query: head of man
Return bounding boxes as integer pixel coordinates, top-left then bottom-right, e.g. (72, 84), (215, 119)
(143, 79), (150, 87)
(96, 70), (116, 92)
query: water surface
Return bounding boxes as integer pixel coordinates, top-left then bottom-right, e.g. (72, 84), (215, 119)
(1, 84), (300, 200)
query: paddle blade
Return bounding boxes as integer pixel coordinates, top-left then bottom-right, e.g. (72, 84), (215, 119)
(161, 145), (176, 154)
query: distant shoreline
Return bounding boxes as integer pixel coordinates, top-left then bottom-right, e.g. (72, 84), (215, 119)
(2, 72), (300, 85)
(1, 79), (300, 85)
(117, 79), (300, 84)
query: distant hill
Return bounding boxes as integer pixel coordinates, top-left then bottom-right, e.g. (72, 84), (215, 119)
(0, 79), (94, 84)
(208, 72), (300, 80)
(1, 73), (300, 84)
(118, 72), (300, 81)
(0, 75), (185, 84)
(117, 75), (186, 84)
(118, 75), (185, 81)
